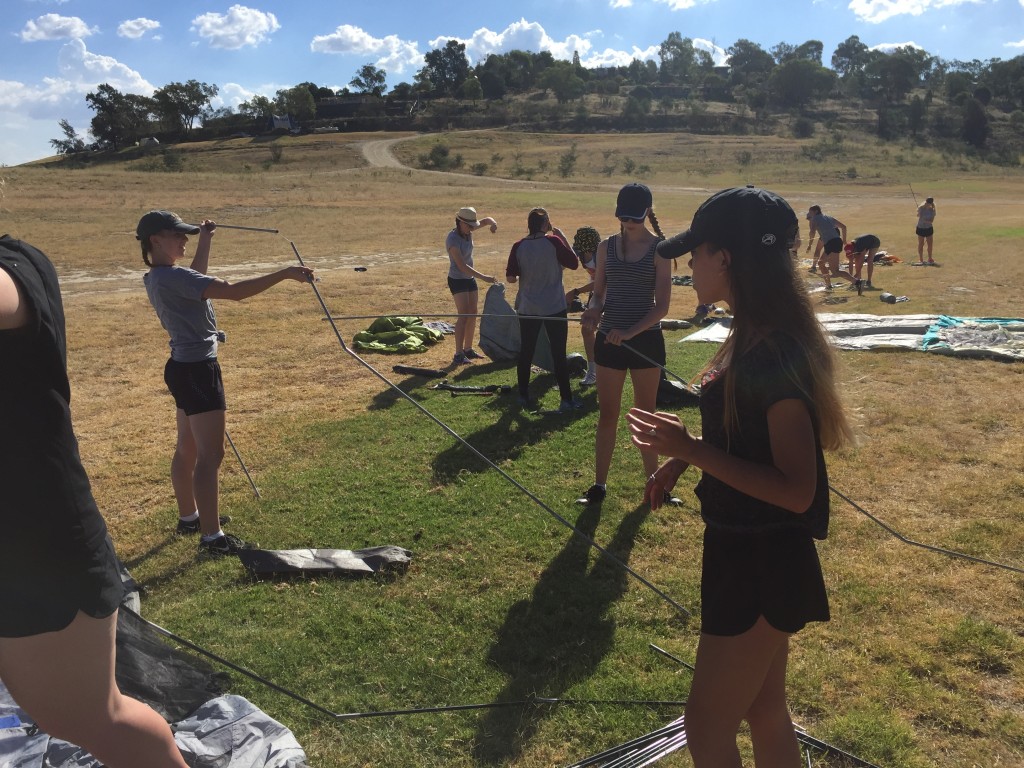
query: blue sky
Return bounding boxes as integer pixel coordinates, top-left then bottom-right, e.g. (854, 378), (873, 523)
(2, 0), (1022, 166)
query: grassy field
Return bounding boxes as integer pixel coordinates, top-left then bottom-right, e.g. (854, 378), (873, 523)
(3, 130), (1023, 767)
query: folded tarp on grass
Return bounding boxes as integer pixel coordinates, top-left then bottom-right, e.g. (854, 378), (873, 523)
(238, 545), (412, 577)
(681, 314), (1024, 361)
(352, 316), (445, 353)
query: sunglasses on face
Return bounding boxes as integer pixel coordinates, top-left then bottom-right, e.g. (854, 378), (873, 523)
(618, 215), (645, 223)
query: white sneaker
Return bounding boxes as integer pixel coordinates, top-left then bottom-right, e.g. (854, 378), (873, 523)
(580, 370), (597, 386)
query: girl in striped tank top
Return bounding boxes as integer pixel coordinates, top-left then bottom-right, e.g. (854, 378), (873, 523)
(577, 183), (673, 507)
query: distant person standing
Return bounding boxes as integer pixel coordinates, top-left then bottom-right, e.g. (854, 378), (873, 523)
(446, 206), (499, 365)
(805, 205), (853, 291)
(505, 207), (580, 412)
(566, 226), (601, 387)
(916, 197), (936, 265)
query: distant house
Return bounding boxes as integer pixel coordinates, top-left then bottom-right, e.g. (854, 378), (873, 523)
(139, 137), (160, 148)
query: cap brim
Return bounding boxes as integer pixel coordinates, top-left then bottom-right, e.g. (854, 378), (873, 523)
(174, 223), (202, 234)
(656, 230), (699, 259)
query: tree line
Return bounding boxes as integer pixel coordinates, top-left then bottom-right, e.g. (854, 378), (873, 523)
(51, 33), (1024, 158)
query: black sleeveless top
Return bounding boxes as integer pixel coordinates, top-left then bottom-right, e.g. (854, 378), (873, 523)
(0, 236), (123, 637)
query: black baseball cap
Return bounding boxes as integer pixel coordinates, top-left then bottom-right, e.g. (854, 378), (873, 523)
(615, 183), (652, 219)
(136, 210), (200, 241)
(657, 186), (797, 259)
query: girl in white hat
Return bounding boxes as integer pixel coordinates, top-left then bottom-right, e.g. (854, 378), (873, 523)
(446, 207), (499, 365)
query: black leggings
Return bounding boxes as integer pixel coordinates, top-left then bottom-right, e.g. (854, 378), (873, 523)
(517, 311), (571, 402)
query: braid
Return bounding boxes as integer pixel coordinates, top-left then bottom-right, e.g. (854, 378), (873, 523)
(140, 242), (152, 267)
(647, 208), (666, 240)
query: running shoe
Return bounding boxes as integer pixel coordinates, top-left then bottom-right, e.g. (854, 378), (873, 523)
(176, 515), (231, 535)
(576, 484), (607, 505)
(198, 533), (253, 557)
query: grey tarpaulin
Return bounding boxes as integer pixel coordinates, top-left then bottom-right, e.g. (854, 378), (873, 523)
(478, 283), (556, 370)
(0, 689), (307, 768)
(479, 283), (520, 361)
(237, 545), (412, 577)
(681, 313), (1024, 361)
(0, 567), (310, 767)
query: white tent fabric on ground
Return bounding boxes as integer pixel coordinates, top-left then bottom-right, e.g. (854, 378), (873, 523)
(681, 314), (1024, 361)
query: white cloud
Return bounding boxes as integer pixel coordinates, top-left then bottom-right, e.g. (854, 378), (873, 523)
(20, 14), (97, 42)
(869, 41), (925, 53)
(435, 19), (596, 62)
(310, 25), (422, 75)
(654, 0), (713, 9)
(118, 18), (161, 40)
(1005, 40), (1024, 48)
(58, 39), (153, 94)
(580, 45), (661, 67)
(610, 0), (633, 7)
(694, 38), (728, 65)
(848, 0), (980, 24)
(191, 5), (280, 50)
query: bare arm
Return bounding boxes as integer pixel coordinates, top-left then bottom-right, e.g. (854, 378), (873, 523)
(474, 216), (498, 234)
(0, 267), (29, 330)
(448, 245), (496, 283)
(201, 265), (314, 301)
(189, 220), (216, 274)
(627, 398), (819, 514)
(835, 218), (848, 243)
(581, 240), (609, 329)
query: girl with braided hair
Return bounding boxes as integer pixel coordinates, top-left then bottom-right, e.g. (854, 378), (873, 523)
(565, 226), (601, 386)
(577, 184), (673, 506)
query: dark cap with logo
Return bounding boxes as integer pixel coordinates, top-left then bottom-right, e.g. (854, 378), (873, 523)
(136, 210), (201, 241)
(656, 186), (797, 259)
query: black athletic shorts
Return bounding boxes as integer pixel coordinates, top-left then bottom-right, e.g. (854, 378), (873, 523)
(595, 327), (665, 370)
(915, 226), (934, 238)
(448, 276), (478, 295)
(823, 237), (844, 255)
(164, 358), (226, 415)
(699, 525), (830, 636)
(853, 234), (880, 251)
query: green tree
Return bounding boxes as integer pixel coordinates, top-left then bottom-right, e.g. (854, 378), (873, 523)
(539, 62), (586, 103)
(416, 40), (470, 96)
(238, 94), (274, 121)
(152, 80), (218, 134)
(831, 36), (870, 79)
(863, 50), (919, 102)
(659, 32), (697, 83)
(962, 97), (989, 147)
(907, 95), (927, 137)
(768, 59), (835, 107)
(726, 39), (775, 88)
(350, 64), (387, 97)
(458, 76), (483, 101)
(275, 85), (316, 121)
(50, 119), (85, 154)
(85, 84), (153, 150)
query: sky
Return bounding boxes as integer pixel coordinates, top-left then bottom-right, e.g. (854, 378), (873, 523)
(2, 0), (1022, 166)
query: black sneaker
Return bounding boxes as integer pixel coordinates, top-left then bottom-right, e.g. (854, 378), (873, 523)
(176, 515), (232, 535)
(463, 348), (485, 360)
(662, 491), (682, 507)
(198, 533), (252, 556)
(576, 484), (607, 505)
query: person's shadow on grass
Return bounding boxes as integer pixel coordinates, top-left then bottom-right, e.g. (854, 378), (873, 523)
(430, 370), (597, 484)
(471, 501), (651, 765)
